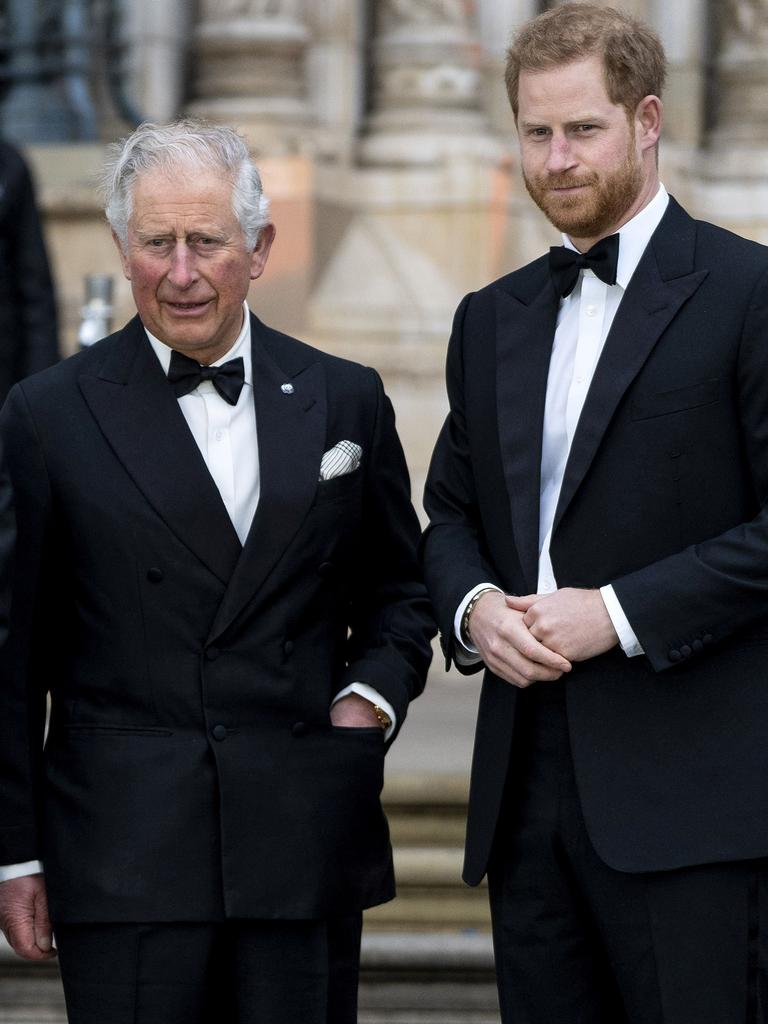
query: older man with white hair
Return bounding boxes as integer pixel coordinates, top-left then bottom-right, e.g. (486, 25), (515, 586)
(0, 119), (433, 1024)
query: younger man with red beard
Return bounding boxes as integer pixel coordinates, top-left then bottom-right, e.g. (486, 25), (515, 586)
(422, 4), (768, 1021)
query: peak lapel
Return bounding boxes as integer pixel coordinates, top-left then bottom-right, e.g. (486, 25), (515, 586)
(209, 319), (326, 640)
(553, 201), (708, 535)
(78, 318), (242, 584)
(495, 265), (560, 593)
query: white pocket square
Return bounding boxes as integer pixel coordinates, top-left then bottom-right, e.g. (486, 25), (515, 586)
(319, 440), (362, 481)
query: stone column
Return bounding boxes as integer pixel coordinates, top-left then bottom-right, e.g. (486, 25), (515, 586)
(187, 0), (310, 156)
(710, 0), (768, 149)
(121, 0), (192, 124)
(360, 0), (496, 165)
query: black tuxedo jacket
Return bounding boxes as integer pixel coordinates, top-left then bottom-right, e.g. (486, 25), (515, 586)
(0, 312), (434, 923)
(422, 197), (768, 885)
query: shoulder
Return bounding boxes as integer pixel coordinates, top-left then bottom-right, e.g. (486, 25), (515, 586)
(660, 196), (768, 280)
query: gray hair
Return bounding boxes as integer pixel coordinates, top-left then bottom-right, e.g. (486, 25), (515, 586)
(101, 118), (271, 250)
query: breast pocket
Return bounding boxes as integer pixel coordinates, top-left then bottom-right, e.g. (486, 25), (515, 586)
(312, 470), (363, 507)
(631, 378), (721, 420)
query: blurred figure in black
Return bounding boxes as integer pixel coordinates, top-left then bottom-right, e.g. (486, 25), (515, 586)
(0, 141), (59, 402)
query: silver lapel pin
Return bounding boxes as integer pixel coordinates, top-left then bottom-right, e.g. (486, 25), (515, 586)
(281, 383), (295, 395)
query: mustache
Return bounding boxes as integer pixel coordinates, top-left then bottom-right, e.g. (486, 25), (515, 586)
(530, 172), (599, 190)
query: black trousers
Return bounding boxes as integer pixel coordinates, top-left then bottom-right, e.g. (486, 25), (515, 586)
(54, 914), (362, 1024)
(488, 682), (768, 1024)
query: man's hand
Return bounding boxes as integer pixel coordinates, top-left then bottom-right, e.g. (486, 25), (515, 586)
(0, 874), (55, 960)
(330, 693), (382, 728)
(506, 588), (619, 662)
(467, 590), (571, 688)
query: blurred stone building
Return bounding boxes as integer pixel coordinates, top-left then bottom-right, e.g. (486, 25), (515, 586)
(0, 0), (765, 499)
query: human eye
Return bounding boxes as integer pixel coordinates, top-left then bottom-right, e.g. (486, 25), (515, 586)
(192, 235), (221, 252)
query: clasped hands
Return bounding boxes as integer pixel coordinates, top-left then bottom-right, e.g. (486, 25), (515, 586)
(468, 587), (619, 689)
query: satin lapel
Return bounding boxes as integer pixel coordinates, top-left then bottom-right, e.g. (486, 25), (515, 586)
(209, 323), (326, 640)
(495, 267), (560, 593)
(78, 318), (242, 584)
(553, 206), (708, 534)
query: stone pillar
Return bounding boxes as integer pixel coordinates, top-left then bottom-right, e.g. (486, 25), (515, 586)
(187, 0), (310, 156)
(688, 0), (768, 243)
(360, 0), (496, 165)
(710, 0), (768, 149)
(121, 0), (192, 124)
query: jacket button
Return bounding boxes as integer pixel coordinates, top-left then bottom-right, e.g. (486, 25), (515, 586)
(292, 721), (307, 737)
(669, 649), (682, 662)
(212, 724), (227, 741)
(318, 562), (334, 578)
(205, 646), (220, 661)
(680, 644), (692, 658)
(692, 639), (704, 653)
(147, 567), (164, 583)
(283, 640), (295, 656)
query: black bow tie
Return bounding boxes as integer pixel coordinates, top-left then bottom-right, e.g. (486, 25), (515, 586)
(167, 350), (245, 406)
(548, 234), (620, 297)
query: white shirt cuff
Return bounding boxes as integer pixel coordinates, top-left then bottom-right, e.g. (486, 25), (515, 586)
(453, 583), (503, 664)
(600, 584), (644, 657)
(0, 860), (43, 883)
(332, 683), (396, 741)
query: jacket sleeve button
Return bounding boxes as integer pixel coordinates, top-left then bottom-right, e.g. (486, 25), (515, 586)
(680, 644), (692, 658)
(692, 639), (704, 653)
(669, 649), (682, 662)
(703, 633), (714, 645)
(283, 640), (295, 656)
(292, 721), (307, 737)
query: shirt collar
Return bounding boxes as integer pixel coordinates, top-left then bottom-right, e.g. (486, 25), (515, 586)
(146, 300), (253, 386)
(562, 183), (669, 290)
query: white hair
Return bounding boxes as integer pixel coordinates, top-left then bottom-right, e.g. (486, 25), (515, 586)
(101, 118), (271, 250)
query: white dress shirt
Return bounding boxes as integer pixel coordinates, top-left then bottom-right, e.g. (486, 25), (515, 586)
(456, 185), (670, 659)
(0, 303), (394, 884)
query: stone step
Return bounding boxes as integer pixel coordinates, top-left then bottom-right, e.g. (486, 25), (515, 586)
(370, 773), (491, 934)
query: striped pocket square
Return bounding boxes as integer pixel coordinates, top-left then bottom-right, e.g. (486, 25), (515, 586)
(319, 440), (363, 481)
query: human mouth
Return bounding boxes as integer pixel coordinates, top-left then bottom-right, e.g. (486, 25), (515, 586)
(164, 300), (213, 315)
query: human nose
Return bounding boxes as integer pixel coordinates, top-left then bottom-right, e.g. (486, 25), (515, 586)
(545, 134), (577, 174)
(166, 243), (199, 289)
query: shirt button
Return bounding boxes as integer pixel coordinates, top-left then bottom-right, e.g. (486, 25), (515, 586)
(586, 305), (597, 317)
(212, 724), (227, 741)
(214, 430), (223, 442)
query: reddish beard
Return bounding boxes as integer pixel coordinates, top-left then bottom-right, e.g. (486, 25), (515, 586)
(523, 151), (643, 241)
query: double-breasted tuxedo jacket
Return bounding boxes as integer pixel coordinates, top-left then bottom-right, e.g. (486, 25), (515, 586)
(0, 312), (434, 923)
(422, 197), (768, 886)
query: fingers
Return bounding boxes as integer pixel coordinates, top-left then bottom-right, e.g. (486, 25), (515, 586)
(0, 876), (56, 961)
(32, 884), (53, 955)
(504, 593), (539, 612)
(475, 612), (571, 689)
